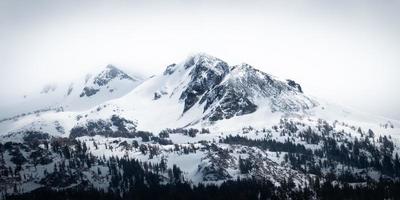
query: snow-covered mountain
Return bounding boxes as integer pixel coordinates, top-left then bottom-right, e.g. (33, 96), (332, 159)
(1, 53), (400, 198)
(0, 64), (142, 120)
(73, 53), (318, 133)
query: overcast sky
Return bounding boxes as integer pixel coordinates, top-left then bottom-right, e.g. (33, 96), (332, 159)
(0, 0), (399, 119)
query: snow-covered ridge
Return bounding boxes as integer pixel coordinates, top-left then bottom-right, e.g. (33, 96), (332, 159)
(162, 53), (317, 122)
(1, 53), (398, 137)
(0, 53), (397, 136)
(0, 65), (143, 121)
(80, 64), (138, 97)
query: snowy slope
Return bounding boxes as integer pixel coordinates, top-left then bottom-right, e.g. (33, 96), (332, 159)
(0, 65), (143, 121)
(0, 53), (398, 139)
(74, 53), (398, 133)
(83, 53), (317, 132)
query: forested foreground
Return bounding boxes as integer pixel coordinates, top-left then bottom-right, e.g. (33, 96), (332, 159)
(6, 178), (400, 200)
(3, 119), (400, 200)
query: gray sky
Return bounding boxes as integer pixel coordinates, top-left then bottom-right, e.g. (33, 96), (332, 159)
(1, 0), (400, 120)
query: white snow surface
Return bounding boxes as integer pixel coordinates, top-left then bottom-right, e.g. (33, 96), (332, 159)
(0, 65), (143, 119)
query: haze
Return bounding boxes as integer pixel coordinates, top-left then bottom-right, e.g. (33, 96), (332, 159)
(0, 0), (399, 120)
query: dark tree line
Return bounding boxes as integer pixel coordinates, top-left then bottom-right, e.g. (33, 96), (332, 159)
(7, 177), (400, 200)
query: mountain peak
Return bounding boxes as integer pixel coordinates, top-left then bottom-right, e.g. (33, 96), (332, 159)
(172, 54), (316, 119)
(233, 62), (252, 69)
(179, 54), (230, 113)
(105, 64), (117, 69)
(79, 65), (138, 98)
(185, 52), (217, 61)
(183, 53), (229, 75)
(230, 63), (261, 76)
(93, 64), (135, 87)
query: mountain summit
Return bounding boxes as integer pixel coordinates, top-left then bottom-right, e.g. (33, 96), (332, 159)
(0, 65), (142, 120)
(79, 64), (138, 98)
(174, 54), (316, 121)
(152, 53), (317, 122)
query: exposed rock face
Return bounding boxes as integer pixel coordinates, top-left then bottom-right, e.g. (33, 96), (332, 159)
(201, 85), (257, 121)
(163, 63), (177, 75)
(80, 87), (99, 97)
(179, 54), (230, 113)
(172, 54), (317, 121)
(79, 65), (136, 98)
(93, 65), (134, 86)
(286, 79), (303, 93)
(70, 115), (136, 138)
